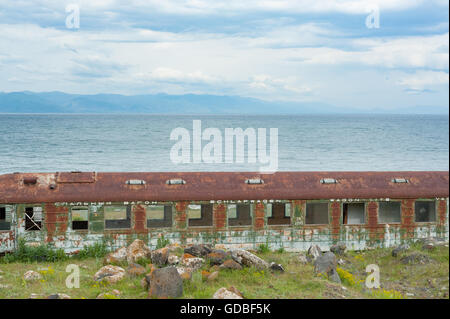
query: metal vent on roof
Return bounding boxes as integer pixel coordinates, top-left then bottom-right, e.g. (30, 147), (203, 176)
(23, 177), (37, 185)
(166, 179), (186, 185)
(126, 179), (146, 185)
(245, 178), (264, 185)
(391, 178), (409, 184)
(320, 178), (338, 184)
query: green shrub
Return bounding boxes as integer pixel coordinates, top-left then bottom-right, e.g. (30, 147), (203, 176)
(0, 239), (68, 263)
(156, 235), (171, 249)
(257, 243), (270, 254)
(73, 242), (110, 259)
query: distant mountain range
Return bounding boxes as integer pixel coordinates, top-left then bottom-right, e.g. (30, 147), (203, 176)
(0, 91), (447, 114)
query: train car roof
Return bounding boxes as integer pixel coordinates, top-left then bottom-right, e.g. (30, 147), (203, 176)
(0, 171), (448, 204)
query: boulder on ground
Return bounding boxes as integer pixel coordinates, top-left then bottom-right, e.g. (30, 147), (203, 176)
(23, 270), (42, 282)
(213, 287), (244, 299)
(126, 239), (151, 264)
(231, 249), (269, 270)
(330, 242), (346, 255)
(168, 254), (180, 265)
(184, 244), (212, 257)
(206, 249), (228, 265)
(220, 259), (243, 270)
(208, 271), (219, 282)
(149, 267), (183, 299)
(307, 245), (322, 262)
(181, 256), (204, 270)
(46, 293), (71, 299)
(94, 265), (125, 284)
(151, 247), (169, 266)
(104, 246), (127, 264)
(127, 263), (146, 277)
(269, 262), (285, 272)
(314, 251), (341, 284)
(400, 253), (432, 265)
(392, 244), (410, 257)
(176, 267), (193, 281)
(97, 289), (121, 299)
(298, 254), (308, 264)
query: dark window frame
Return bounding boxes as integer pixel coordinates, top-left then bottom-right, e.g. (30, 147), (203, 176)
(305, 202), (329, 225)
(147, 205), (173, 228)
(414, 200), (437, 223)
(342, 202), (366, 225)
(378, 201), (402, 224)
(25, 206), (42, 231)
(267, 203), (291, 226)
(228, 203), (252, 227)
(188, 204), (213, 227)
(104, 205), (132, 230)
(0, 206), (11, 231)
(71, 207), (89, 231)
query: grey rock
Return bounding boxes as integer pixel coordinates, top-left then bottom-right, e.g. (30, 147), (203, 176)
(149, 267), (183, 298)
(231, 249), (269, 270)
(330, 242), (346, 255)
(206, 249), (228, 265)
(184, 244), (212, 257)
(307, 245), (322, 262)
(400, 253), (432, 265)
(269, 262), (285, 272)
(392, 244), (410, 257)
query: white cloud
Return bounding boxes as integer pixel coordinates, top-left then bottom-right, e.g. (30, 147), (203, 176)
(396, 70), (449, 92)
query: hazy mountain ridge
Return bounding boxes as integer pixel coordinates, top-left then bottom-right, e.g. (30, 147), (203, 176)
(0, 91), (447, 114)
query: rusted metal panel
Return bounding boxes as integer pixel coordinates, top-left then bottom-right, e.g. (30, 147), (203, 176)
(0, 171), (448, 204)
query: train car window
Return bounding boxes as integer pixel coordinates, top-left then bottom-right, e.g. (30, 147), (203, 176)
(267, 203), (291, 225)
(305, 203), (329, 225)
(0, 206), (11, 231)
(188, 204), (213, 227)
(104, 205), (131, 229)
(147, 205), (173, 228)
(343, 203), (365, 225)
(72, 207), (89, 230)
(228, 204), (252, 226)
(415, 201), (436, 222)
(25, 206), (42, 231)
(378, 202), (401, 223)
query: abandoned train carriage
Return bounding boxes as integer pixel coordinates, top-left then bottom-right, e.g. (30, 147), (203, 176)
(0, 171), (449, 254)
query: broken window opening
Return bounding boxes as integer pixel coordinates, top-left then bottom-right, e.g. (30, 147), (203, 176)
(0, 207), (11, 231)
(343, 203), (365, 225)
(188, 204), (213, 227)
(267, 203), (291, 225)
(147, 205), (173, 228)
(104, 205), (131, 229)
(72, 207), (89, 230)
(415, 201), (436, 223)
(25, 207), (42, 231)
(228, 204), (252, 226)
(305, 203), (329, 225)
(378, 201), (401, 224)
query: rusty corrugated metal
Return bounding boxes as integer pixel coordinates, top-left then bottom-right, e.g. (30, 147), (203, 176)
(0, 171), (448, 204)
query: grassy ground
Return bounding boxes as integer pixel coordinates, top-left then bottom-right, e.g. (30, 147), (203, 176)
(0, 243), (448, 299)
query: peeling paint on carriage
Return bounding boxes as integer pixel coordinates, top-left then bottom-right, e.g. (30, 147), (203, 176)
(0, 172), (448, 254)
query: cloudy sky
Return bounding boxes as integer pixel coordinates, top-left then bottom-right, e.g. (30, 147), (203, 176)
(0, 0), (448, 110)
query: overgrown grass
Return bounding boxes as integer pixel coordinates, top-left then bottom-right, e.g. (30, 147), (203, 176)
(0, 244), (448, 299)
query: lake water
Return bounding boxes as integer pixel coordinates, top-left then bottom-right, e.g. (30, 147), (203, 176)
(0, 114), (448, 174)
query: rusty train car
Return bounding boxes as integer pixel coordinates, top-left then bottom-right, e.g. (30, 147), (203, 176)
(0, 171), (449, 254)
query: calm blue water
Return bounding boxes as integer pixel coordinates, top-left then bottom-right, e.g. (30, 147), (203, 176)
(0, 114), (448, 173)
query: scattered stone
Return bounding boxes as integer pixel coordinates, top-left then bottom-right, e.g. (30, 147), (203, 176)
(207, 249), (228, 265)
(127, 239), (151, 264)
(0, 275), (3, 280)
(406, 293), (415, 297)
(337, 258), (346, 266)
(341, 286), (347, 291)
(392, 244), (410, 257)
(314, 251), (341, 284)
(94, 265), (126, 284)
(201, 270), (211, 281)
(149, 267), (183, 299)
(47, 293), (71, 299)
(151, 247), (169, 266)
(400, 253), (432, 265)
(213, 287), (244, 299)
(127, 263), (146, 277)
(176, 267), (193, 281)
(208, 271), (219, 282)
(231, 249), (269, 270)
(269, 262), (285, 272)
(181, 256), (204, 270)
(220, 259), (243, 270)
(298, 254), (308, 264)
(23, 270), (43, 282)
(97, 289), (121, 299)
(184, 244), (212, 257)
(167, 254), (180, 265)
(104, 246), (127, 264)
(0, 284), (12, 289)
(330, 242), (346, 256)
(210, 265), (220, 272)
(29, 293), (44, 299)
(307, 245), (322, 262)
